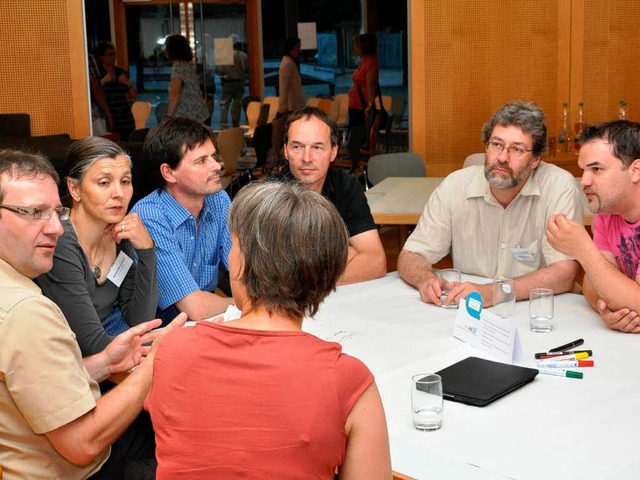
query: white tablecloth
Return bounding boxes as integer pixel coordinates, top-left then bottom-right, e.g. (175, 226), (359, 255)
(304, 273), (640, 480)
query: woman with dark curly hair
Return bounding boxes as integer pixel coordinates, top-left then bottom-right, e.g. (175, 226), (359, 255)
(164, 34), (210, 123)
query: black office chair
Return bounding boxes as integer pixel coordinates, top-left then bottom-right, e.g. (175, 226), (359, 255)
(129, 128), (150, 143)
(0, 114), (31, 137)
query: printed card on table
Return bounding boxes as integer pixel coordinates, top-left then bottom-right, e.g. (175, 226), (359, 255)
(452, 291), (523, 363)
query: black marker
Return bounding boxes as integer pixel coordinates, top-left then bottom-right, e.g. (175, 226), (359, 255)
(534, 349), (592, 359)
(548, 338), (584, 353)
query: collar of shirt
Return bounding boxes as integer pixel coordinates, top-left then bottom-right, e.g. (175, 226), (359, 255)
(157, 189), (215, 229)
(0, 257), (40, 293)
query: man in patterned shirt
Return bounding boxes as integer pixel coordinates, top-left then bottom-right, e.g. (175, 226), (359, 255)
(547, 120), (640, 333)
(132, 117), (233, 322)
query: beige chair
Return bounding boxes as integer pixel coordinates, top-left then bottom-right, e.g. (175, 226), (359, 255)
(217, 127), (245, 194)
(380, 95), (393, 112)
(333, 93), (349, 127)
(328, 99), (341, 122)
(317, 98), (333, 114)
(239, 101), (261, 137)
(262, 96), (279, 123)
(463, 152), (485, 168)
(131, 101), (151, 130)
(307, 97), (321, 108)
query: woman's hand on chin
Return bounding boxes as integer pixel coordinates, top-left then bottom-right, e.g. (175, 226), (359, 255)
(111, 213), (154, 249)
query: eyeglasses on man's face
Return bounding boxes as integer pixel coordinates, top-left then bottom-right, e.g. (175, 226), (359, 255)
(485, 141), (533, 159)
(0, 204), (70, 220)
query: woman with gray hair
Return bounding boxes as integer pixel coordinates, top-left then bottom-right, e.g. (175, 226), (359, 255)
(146, 181), (391, 479)
(37, 136), (157, 357)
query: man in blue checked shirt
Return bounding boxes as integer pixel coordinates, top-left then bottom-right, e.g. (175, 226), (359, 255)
(132, 117), (234, 322)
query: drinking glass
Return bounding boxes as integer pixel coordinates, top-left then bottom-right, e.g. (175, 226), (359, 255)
(529, 288), (554, 332)
(439, 268), (461, 309)
(411, 373), (443, 431)
(493, 277), (516, 318)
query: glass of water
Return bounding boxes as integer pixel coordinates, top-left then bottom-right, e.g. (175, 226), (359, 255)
(493, 277), (516, 318)
(439, 268), (461, 309)
(411, 373), (443, 431)
(529, 288), (554, 332)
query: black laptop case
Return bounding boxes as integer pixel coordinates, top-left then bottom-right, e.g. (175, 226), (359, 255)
(434, 356), (538, 407)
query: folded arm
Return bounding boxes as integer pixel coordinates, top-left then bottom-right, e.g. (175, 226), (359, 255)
(338, 229), (386, 285)
(175, 290), (233, 321)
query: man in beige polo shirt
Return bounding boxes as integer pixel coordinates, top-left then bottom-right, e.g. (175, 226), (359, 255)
(0, 150), (185, 479)
(398, 101), (583, 307)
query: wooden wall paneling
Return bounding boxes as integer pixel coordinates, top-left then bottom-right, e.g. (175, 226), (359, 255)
(245, 0), (263, 98)
(0, 0), (89, 138)
(569, 0), (584, 124)
(409, 0), (561, 177)
(113, 0), (129, 70)
(580, 0), (640, 123)
(408, 0), (427, 171)
(67, 0), (91, 138)
(554, 0), (572, 145)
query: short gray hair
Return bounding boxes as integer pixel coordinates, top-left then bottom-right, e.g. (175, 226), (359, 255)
(228, 181), (349, 319)
(481, 101), (548, 156)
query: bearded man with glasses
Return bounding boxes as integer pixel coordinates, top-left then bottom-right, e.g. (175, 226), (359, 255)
(398, 101), (583, 308)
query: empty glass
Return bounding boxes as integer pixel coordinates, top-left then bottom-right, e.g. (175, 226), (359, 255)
(529, 288), (554, 332)
(493, 277), (516, 318)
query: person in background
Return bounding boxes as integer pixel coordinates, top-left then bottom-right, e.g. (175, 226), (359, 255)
(0, 148), (187, 479)
(164, 34), (210, 124)
(272, 36), (305, 161)
(398, 101), (583, 307)
(272, 106), (386, 284)
(88, 53), (114, 135)
(347, 33), (379, 133)
(217, 41), (248, 127)
(95, 41), (137, 141)
(146, 181), (391, 479)
(37, 137), (157, 357)
(277, 36), (305, 117)
(132, 117), (233, 323)
(547, 120), (640, 333)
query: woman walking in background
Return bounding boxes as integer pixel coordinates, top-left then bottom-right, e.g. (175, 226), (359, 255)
(277, 36), (305, 117)
(348, 33), (379, 132)
(164, 34), (210, 124)
(272, 37), (305, 160)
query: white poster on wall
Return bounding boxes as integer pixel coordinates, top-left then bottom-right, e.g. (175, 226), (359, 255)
(214, 37), (234, 66)
(298, 22), (317, 50)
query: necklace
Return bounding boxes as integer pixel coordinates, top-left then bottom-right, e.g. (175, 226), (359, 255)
(83, 236), (106, 279)
(71, 217), (106, 280)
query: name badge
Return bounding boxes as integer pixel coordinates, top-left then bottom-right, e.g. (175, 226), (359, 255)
(511, 247), (536, 262)
(107, 251), (134, 287)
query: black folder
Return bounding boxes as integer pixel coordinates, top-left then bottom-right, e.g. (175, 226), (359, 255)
(434, 356), (538, 407)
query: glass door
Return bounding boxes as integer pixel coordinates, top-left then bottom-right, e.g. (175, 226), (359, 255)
(120, 0), (247, 130)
